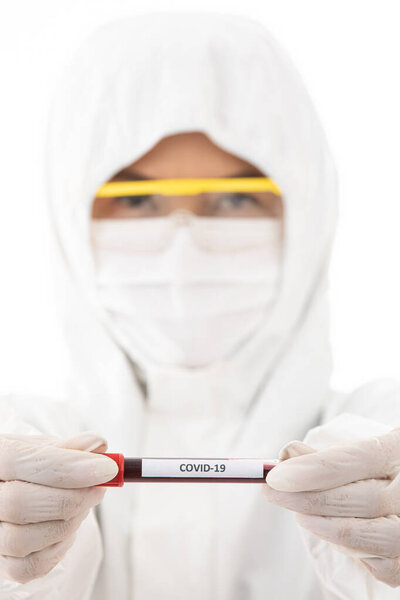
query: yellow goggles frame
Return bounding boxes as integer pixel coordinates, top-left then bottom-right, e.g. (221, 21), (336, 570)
(95, 177), (282, 198)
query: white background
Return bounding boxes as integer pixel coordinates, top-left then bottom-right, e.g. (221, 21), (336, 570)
(0, 0), (399, 397)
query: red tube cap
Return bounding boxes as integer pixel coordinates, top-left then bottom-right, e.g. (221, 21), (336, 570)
(97, 453), (125, 487)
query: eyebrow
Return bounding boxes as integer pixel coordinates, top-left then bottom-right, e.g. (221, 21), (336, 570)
(230, 169), (266, 178)
(111, 168), (266, 181)
(111, 171), (150, 181)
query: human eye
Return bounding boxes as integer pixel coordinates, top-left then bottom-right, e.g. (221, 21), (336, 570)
(216, 193), (260, 210)
(113, 194), (157, 209)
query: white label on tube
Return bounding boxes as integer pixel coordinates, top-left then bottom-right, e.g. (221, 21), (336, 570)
(141, 458), (265, 478)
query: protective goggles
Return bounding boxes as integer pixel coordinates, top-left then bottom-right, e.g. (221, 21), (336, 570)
(95, 176), (282, 198)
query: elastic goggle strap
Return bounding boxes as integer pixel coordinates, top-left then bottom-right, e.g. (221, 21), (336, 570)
(95, 177), (282, 197)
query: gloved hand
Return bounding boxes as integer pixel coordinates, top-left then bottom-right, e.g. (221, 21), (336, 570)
(264, 427), (400, 588)
(0, 431), (118, 584)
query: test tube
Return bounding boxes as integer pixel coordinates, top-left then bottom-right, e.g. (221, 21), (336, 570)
(98, 454), (280, 486)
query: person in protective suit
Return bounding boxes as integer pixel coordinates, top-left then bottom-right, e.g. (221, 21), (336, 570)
(0, 11), (400, 600)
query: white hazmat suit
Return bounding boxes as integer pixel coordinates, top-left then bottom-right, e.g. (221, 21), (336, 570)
(1, 11), (400, 600)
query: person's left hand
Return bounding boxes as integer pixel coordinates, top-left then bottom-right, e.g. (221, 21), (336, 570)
(263, 428), (400, 588)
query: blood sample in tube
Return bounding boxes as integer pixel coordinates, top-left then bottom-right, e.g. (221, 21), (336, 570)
(98, 454), (280, 487)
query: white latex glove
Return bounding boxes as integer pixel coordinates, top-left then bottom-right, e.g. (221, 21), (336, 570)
(0, 431), (118, 584)
(264, 425), (400, 588)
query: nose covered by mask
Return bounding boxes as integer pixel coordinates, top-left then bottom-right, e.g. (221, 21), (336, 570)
(90, 211), (283, 368)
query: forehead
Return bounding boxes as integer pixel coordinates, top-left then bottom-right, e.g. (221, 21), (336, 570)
(111, 131), (266, 180)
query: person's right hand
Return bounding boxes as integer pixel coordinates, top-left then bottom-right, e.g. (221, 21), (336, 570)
(0, 431), (118, 584)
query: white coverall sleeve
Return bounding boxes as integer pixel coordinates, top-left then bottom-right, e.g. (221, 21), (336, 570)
(295, 378), (400, 599)
(0, 394), (103, 600)
(322, 377), (400, 428)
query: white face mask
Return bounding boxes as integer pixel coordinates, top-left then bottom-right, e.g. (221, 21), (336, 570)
(90, 210), (283, 367)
